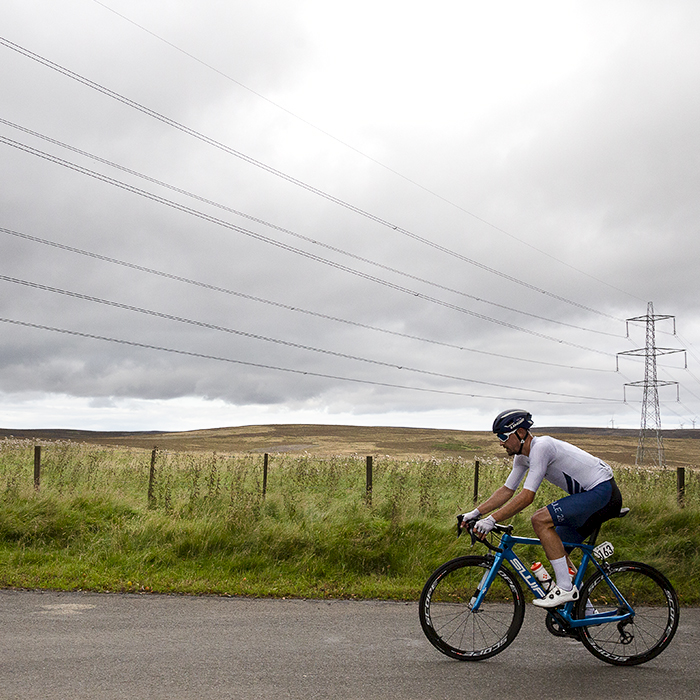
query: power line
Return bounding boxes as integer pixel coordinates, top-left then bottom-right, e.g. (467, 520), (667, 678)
(0, 316), (620, 405)
(91, 0), (644, 306)
(0, 275), (620, 403)
(676, 332), (700, 367)
(0, 117), (622, 339)
(0, 134), (617, 357)
(683, 368), (700, 393)
(656, 363), (700, 405)
(0, 35), (622, 321)
(0, 226), (615, 373)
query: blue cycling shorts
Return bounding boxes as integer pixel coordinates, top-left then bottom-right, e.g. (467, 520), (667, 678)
(547, 478), (622, 546)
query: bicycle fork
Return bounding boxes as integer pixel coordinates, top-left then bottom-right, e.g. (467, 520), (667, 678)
(468, 566), (493, 611)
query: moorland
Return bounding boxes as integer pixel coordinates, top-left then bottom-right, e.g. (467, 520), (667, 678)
(1, 424), (698, 602)
(3, 423), (700, 466)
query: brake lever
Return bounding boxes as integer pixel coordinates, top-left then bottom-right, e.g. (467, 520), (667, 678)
(457, 514), (503, 552)
(456, 514), (478, 546)
(470, 526), (479, 547)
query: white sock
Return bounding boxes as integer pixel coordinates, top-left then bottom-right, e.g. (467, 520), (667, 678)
(550, 556), (573, 591)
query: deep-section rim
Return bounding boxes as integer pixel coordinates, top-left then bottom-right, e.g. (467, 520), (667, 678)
(576, 560), (680, 666)
(419, 555), (525, 661)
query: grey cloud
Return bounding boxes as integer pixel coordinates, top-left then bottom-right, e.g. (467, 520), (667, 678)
(0, 0), (697, 430)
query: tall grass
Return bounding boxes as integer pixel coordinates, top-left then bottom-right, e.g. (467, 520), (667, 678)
(0, 439), (698, 603)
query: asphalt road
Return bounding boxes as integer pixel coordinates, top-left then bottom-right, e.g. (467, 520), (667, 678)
(1, 589), (698, 700)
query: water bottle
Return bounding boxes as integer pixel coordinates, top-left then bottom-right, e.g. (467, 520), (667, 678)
(531, 561), (552, 591)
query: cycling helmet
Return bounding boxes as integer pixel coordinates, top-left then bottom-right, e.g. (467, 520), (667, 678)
(492, 409), (533, 439)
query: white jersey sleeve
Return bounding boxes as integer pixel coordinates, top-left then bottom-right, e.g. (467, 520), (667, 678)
(504, 456), (529, 491)
(504, 436), (613, 495)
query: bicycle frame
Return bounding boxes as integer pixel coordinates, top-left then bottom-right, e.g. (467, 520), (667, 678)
(470, 530), (634, 629)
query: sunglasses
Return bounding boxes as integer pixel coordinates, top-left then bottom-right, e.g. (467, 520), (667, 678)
(497, 429), (519, 442)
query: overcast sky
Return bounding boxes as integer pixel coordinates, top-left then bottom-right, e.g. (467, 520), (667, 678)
(1, 0), (699, 432)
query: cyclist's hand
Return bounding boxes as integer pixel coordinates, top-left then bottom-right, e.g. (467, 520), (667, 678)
(459, 508), (481, 528)
(474, 515), (496, 539)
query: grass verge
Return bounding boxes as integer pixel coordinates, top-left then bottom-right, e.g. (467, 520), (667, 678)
(1, 440), (699, 603)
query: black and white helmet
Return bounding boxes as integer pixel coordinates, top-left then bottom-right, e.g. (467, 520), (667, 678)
(492, 409), (533, 439)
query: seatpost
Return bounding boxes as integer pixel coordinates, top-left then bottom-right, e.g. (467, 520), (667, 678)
(586, 524), (602, 547)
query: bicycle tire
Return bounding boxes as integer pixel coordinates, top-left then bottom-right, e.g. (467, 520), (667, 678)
(576, 561), (680, 666)
(419, 555), (525, 661)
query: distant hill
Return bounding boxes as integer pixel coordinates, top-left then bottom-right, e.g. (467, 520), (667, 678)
(2, 424), (700, 466)
(544, 426), (700, 439)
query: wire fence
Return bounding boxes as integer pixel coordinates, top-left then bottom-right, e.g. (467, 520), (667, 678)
(2, 440), (697, 514)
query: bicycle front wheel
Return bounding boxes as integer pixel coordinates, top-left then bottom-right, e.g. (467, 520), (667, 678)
(419, 555), (525, 661)
(577, 561), (679, 666)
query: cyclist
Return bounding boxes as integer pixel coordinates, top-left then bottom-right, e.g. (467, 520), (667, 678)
(461, 409), (622, 607)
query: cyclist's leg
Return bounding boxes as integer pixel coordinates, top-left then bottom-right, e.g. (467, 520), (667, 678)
(554, 478), (621, 559)
(531, 507), (568, 560)
(574, 478), (622, 541)
(544, 480), (615, 550)
(531, 509), (578, 606)
(532, 482), (615, 606)
(552, 524), (584, 578)
(553, 479), (622, 574)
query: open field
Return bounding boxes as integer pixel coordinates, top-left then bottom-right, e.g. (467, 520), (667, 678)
(2, 424), (700, 467)
(1, 425), (698, 603)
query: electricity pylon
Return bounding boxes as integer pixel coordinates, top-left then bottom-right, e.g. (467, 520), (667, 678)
(617, 302), (685, 466)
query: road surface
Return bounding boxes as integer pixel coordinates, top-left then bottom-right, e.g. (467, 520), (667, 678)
(1, 589), (698, 699)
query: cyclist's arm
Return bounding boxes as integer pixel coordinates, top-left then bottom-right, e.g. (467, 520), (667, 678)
(475, 485), (516, 516)
(490, 488), (536, 523)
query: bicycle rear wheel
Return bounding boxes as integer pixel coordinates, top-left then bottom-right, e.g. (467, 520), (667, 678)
(576, 561), (679, 666)
(419, 555), (525, 661)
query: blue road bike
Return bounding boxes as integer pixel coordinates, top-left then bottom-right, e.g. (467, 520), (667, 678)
(419, 508), (679, 665)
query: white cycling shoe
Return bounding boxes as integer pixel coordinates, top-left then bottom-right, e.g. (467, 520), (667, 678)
(533, 585), (579, 608)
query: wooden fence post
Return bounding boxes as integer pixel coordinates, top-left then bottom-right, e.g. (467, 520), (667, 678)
(34, 446), (41, 491)
(366, 456), (373, 505)
(147, 447), (157, 506)
(473, 459), (480, 505)
(677, 467), (686, 508)
(262, 453), (269, 498)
